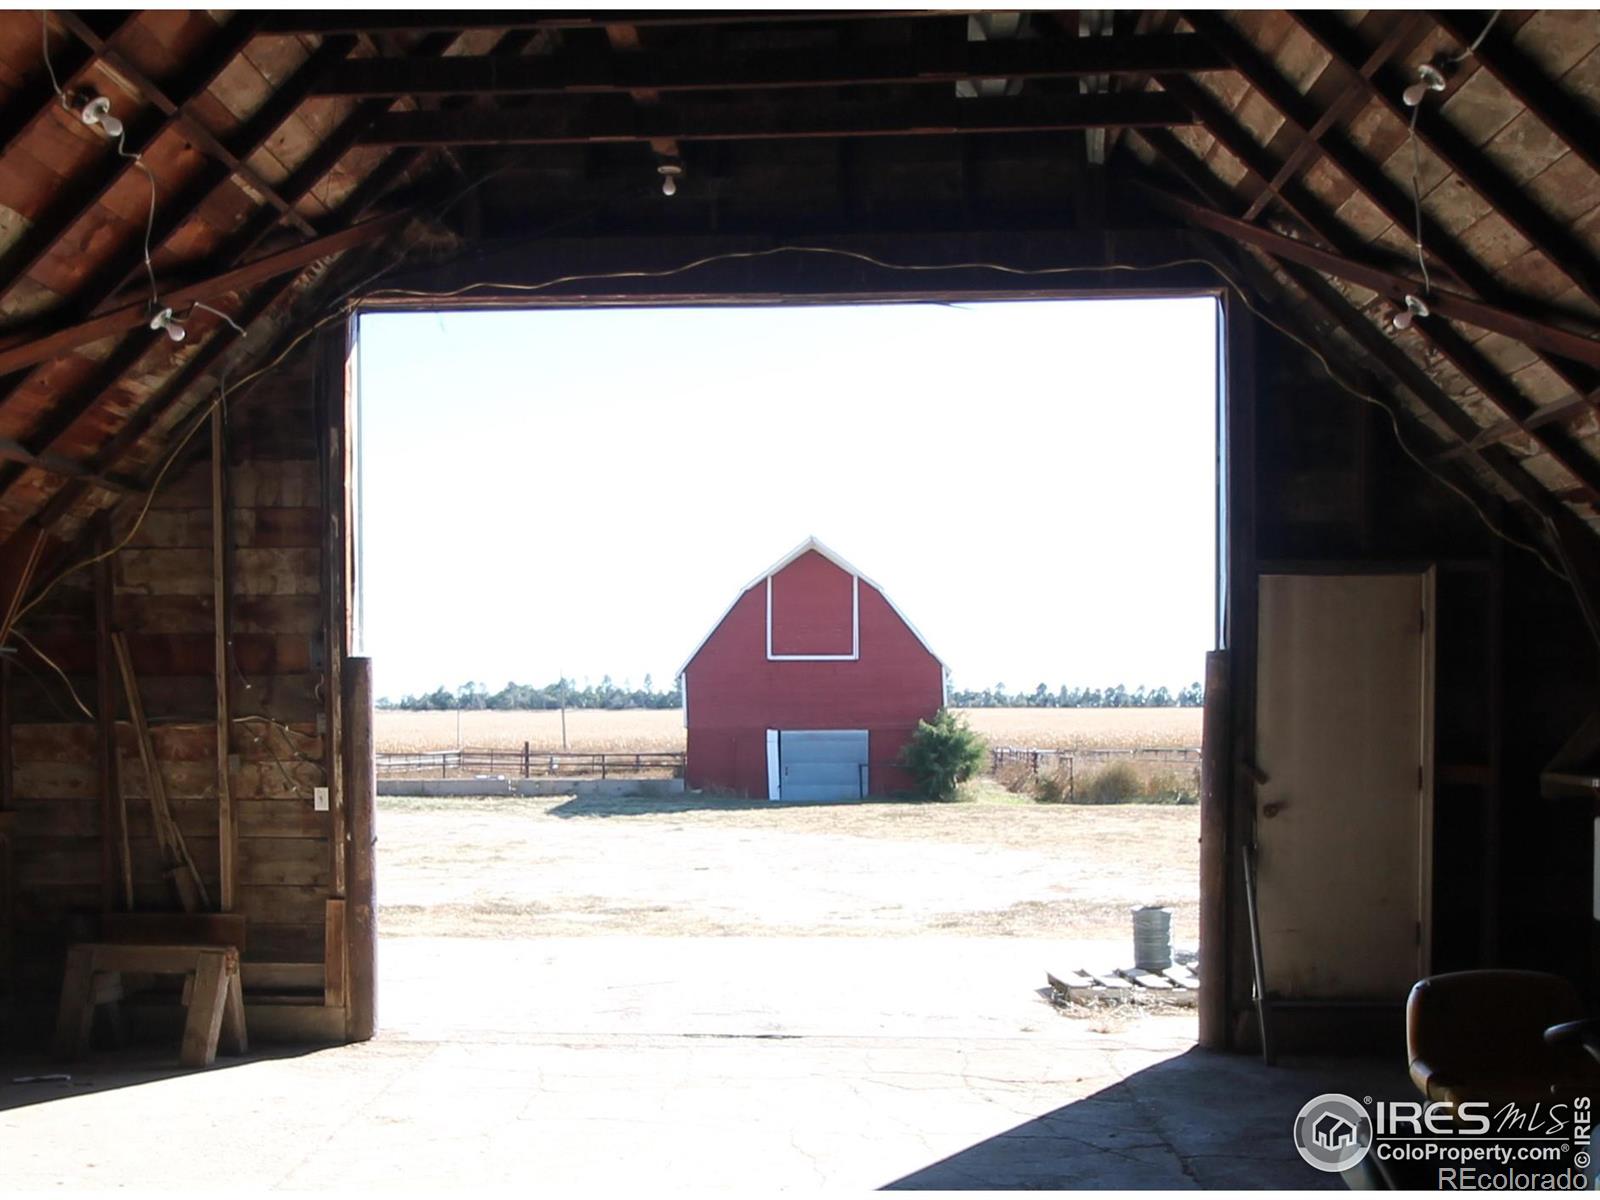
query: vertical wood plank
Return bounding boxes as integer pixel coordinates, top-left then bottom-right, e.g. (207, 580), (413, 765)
(1224, 293), (1258, 1052)
(344, 656), (377, 1042)
(1198, 648), (1231, 1050)
(316, 323), (350, 900)
(92, 515), (128, 911)
(323, 897), (346, 1009)
(212, 407), (236, 910)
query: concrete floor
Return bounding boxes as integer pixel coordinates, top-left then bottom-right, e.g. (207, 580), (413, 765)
(1, 936), (1409, 1190)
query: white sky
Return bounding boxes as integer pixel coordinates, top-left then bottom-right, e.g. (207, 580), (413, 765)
(356, 298), (1218, 701)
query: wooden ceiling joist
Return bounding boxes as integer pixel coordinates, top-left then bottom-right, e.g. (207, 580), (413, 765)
(1239, 14), (1425, 222)
(0, 214), (406, 381)
(2, 12), (138, 162)
(0, 17), (262, 305)
(358, 92), (1196, 147)
(262, 11), (979, 35)
(1296, 11), (1600, 317)
(1433, 10), (1600, 183)
(54, 12), (320, 240)
(315, 34), (1226, 99)
(1157, 193), (1600, 370)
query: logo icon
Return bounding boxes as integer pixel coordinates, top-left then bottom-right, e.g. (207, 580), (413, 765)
(1294, 1094), (1373, 1172)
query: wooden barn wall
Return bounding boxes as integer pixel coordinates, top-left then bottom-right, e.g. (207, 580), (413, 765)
(1237, 311), (1599, 1048)
(3, 334), (339, 1025)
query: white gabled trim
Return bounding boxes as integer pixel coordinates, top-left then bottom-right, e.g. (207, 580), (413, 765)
(766, 572), (858, 661)
(677, 535), (947, 680)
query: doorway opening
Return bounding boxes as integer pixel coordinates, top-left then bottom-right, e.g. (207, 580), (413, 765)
(352, 294), (1221, 1055)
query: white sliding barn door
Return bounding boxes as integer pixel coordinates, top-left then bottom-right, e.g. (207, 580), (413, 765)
(1254, 571), (1435, 1000)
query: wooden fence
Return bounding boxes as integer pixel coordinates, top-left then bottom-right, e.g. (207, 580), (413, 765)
(375, 746), (684, 780)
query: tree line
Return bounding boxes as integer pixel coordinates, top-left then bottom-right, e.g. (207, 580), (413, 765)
(379, 677), (1203, 711)
(378, 676), (681, 711)
(949, 682), (1204, 708)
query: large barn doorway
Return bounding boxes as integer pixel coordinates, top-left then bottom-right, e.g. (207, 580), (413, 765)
(349, 290), (1228, 1186)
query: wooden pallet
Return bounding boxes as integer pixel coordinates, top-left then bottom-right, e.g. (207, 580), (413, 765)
(1047, 963), (1199, 1006)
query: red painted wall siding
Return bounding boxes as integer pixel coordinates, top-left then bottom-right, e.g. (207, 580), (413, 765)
(770, 550), (854, 655)
(683, 551), (944, 798)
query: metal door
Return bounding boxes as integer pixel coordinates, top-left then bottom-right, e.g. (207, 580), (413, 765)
(778, 730), (869, 802)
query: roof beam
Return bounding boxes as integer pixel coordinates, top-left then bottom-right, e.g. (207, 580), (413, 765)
(315, 34), (1226, 98)
(1, 12), (138, 160)
(1152, 182), (1600, 501)
(1150, 190), (1600, 370)
(1433, 10), (1600, 182)
(1240, 13), (1424, 222)
(0, 215), (406, 380)
(54, 12), (319, 239)
(1295, 11), (1600, 315)
(358, 92), (1195, 147)
(0, 17), (261, 302)
(264, 11), (980, 35)
(1136, 126), (1578, 525)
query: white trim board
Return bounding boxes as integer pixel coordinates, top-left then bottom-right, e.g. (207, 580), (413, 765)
(677, 535), (946, 680)
(766, 573), (858, 661)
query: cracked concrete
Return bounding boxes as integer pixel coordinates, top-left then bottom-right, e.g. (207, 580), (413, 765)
(1, 936), (1407, 1190)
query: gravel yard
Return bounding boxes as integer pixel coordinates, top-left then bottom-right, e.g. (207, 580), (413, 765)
(377, 793), (1199, 944)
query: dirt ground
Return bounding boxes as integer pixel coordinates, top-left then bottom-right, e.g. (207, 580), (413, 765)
(377, 793), (1200, 943)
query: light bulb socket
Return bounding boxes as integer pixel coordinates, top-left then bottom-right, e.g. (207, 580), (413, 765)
(1393, 293), (1430, 330)
(657, 161), (684, 197)
(149, 307), (186, 342)
(1403, 62), (1449, 106)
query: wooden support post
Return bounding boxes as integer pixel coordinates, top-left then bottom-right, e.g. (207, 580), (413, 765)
(212, 407), (236, 911)
(92, 516), (129, 911)
(316, 325), (350, 900)
(1198, 649), (1231, 1050)
(323, 898), (347, 1010)
(344, 656), (377, 1042)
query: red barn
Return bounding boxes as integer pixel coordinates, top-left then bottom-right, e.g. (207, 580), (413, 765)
(678, 538), (948, 800)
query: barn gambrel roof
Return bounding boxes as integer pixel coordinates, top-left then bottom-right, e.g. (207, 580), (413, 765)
(676, 536), (948, 681)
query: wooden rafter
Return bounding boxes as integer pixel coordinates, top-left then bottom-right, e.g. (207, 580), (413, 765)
(1295, 11), (1600, 317)
(358, 92), (1197, 147)
(1151, 194), (1600, 369)
(0, 215), (406, 381)
(315, 34), (1227, 98)
(0, 18), (262, 305)
(1136, 125), (1577, 526)
(1433, 10), (1600, 183)
(1180, 11), (1600, 485)
(54, 12), (320, 238)
(263, 11), (984, 35)
(2, 12), (138, 161)
(1240, 14), (1425, 222)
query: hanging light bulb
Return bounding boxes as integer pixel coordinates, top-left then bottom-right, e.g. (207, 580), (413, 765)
(1392, 294), (1430, 331)
(78, 94), (123, 139)
(1402, 63), (1448, 107)
(149, 307), (186, 343)
(657, 162), (684, 198)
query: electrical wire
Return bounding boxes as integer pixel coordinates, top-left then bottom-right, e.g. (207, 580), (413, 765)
(12, 628), (93, 720)
(1447, 11), (1502, 64)
(40, 11), (161, 316)
(1401, 10), (1501, 300)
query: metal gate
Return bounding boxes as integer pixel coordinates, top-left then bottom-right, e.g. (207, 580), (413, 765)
(776, 730), (869, 802)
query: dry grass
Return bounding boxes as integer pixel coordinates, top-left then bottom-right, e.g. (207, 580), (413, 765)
(959, 707), (1201, 751)
(375, 706), (1201, 755)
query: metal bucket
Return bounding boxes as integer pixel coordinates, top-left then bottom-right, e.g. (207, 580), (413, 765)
(1132, 906), (1173, 971)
